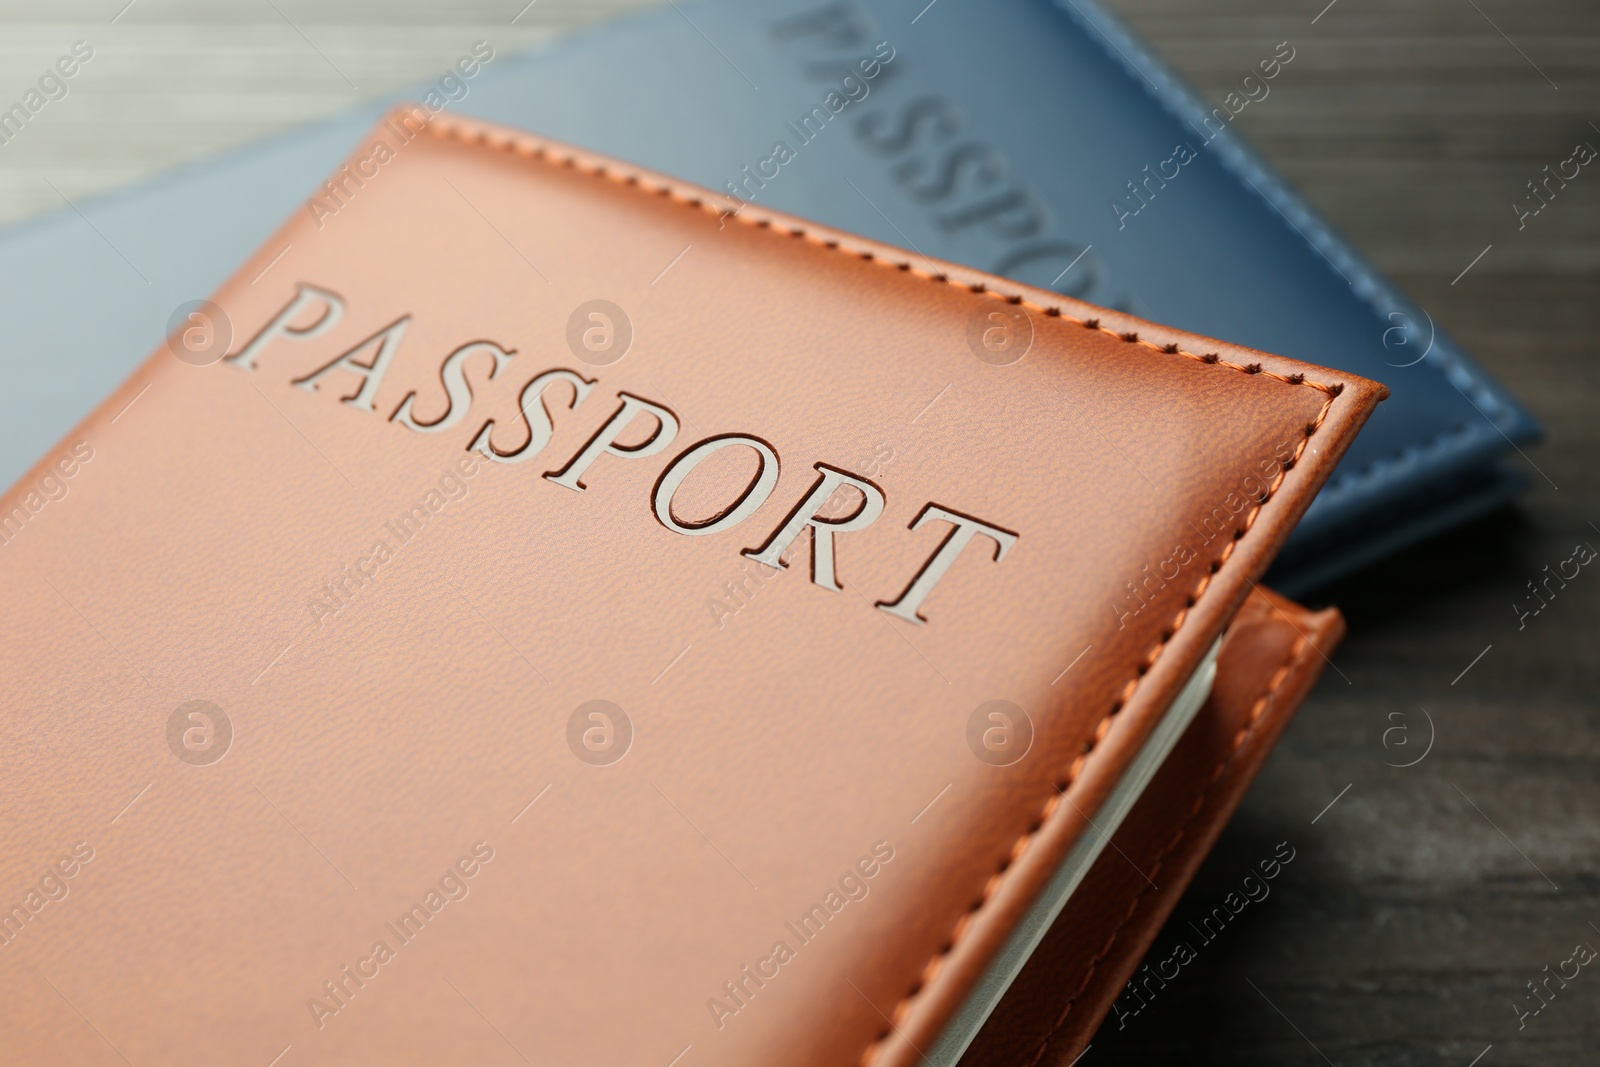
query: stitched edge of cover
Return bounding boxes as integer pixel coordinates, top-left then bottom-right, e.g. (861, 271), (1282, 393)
(409, 111), (1345, 1067)
(415, 114), (1344, 401)
(1058, 0), (1520, 429)
(1024, 606), (1317, 1067)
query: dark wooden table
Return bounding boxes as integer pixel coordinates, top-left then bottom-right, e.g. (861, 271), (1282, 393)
(0, 1), (1592, 1063)
(1093, 2), (1600, 1064)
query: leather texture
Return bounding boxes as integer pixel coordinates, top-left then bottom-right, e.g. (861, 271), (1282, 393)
(0, 111), (1381, 1067)
(0, 0), (1536, 597)
(959, 586), (1343, 1066)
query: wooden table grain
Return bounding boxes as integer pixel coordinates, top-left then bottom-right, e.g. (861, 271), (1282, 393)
(1093, 4), (1599, 1065)
(0, 1), (1594, 1064)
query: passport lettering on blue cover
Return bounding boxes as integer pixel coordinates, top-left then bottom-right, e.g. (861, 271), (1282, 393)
(0, 0), (1540, 592)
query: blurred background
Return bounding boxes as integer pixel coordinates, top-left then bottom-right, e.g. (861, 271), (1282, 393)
(0, 0), (1594, 1062)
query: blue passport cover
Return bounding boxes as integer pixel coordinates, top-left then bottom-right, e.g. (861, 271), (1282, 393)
(0, 0), (1539, 592)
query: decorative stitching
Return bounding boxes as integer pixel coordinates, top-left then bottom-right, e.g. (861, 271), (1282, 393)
(1319, 421), (1475, 494)
(1058, 0), (1528, 468)
(417, 115), (1344, 401)
(841, 441), (1333, 1061)
(412, 112), (1344, 1067)
(1023, 617), (1312, 1067)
